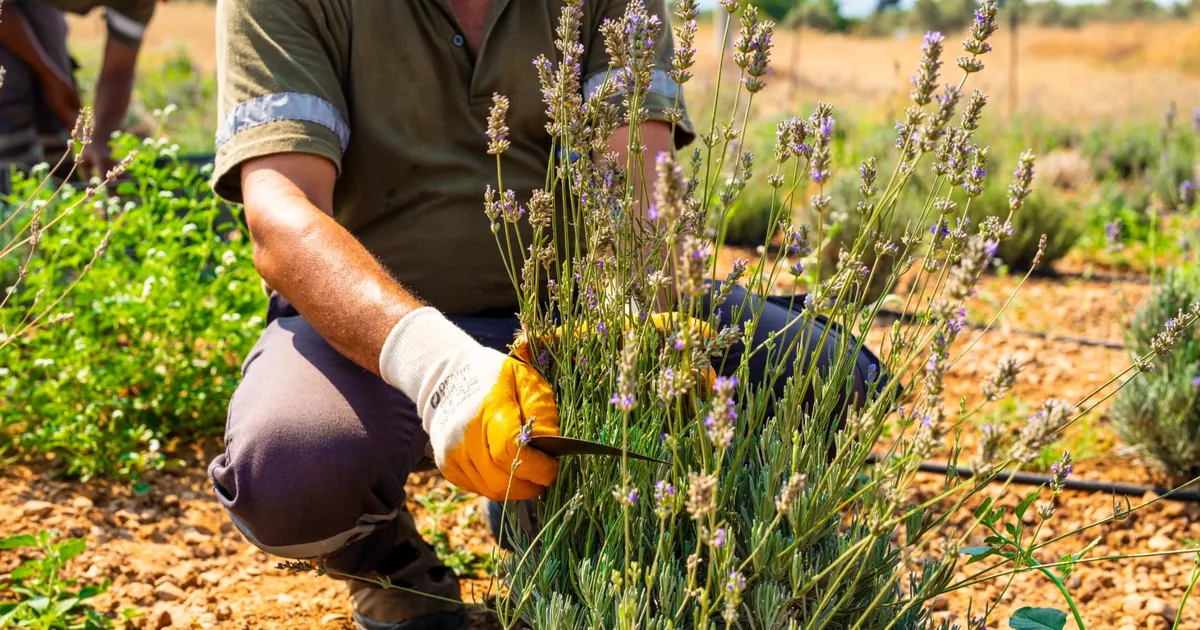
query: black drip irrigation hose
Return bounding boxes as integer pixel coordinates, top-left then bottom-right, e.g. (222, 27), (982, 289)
(874, 308), (1127, 350)
(748, 241), (1154, 287)
(865, 454), (1200, 502)
(1026, 266), (1152, 286)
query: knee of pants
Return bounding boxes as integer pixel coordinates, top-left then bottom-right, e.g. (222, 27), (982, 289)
(207, 403), (403, 558)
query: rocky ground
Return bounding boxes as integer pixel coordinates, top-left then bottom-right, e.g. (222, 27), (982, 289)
(2, 271), (1198, 629)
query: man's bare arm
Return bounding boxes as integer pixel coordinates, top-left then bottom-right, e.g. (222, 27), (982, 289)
(240, 151), (561, 500)
(608, 121), (677, 309)
(241, 153), (424, 373)
(83, 36), (140, 174)
(608, 121), (673, 220)
(0, 6), (80, 127)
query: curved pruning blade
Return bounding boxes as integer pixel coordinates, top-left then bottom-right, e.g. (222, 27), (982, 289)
(527, 436), (668, 465)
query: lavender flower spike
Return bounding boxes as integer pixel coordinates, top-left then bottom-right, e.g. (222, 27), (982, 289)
(911, 32), (944, 107)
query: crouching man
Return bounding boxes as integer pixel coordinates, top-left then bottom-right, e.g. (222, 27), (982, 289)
(206, 1), (883, 628)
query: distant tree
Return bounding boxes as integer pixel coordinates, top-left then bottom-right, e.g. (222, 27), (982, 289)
(1104, 0), (1165, 20)
(909, 0), (976, 31)
(749, 0), (795, 20)
(789, 0), (851, 31)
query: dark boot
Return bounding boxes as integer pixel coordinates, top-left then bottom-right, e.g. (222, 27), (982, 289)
(338, 509), (468, 630)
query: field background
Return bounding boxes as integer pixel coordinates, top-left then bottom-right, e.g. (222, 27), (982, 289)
(2, 2), (1198, 629)
(63, 5), (1200, 129)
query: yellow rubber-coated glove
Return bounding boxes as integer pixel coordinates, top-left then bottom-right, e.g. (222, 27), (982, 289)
(379, 308), (560, 501)
(511, 313), (717, 386)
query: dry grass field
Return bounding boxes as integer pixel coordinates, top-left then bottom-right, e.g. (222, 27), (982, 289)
(7, 4), (1194, 629)
(64, 3), (1200, 125)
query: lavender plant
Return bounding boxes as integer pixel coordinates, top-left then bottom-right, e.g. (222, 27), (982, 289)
(1, 112), (115, 359)
(1112, 267), (1200, 478)
(475, 1), (1200, 627)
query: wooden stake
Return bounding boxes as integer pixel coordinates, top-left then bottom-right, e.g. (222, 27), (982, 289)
(1008, 0), (1019, 118)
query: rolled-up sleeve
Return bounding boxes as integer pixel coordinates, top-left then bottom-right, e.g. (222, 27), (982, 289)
(211, 0), (350, 204)
(584, 0), (695, 149)
(103, 0), (155, 49)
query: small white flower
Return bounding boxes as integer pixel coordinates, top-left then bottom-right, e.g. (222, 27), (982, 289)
(163, 104), (178, 116)
(34, 358), (55, 368)
(124, 201), (137, 211)
(0, 367), (10, 376)
(158, 190), (175, 199)
(221, 250), (237, 266)
(112, 409), (125, 419)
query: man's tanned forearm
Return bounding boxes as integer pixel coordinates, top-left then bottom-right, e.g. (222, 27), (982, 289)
(91, 38), (139, 163)
(242, 154), (424, 374)
(609, 121), (677, 309)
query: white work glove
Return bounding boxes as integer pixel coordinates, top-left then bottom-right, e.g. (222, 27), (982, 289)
(379, 308), (560, 500)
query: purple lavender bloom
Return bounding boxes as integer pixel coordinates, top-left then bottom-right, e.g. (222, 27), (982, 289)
(712, 527), (727, 548)
(674, 338), (686, 351)
(1105, 219), (1124, 251)
(610, 392), (636, 411)
(726, 570), (745, 592)
(1192, 376), (1200, 387)
(517, 423), (533, 446)
(597, 321), (609, 336)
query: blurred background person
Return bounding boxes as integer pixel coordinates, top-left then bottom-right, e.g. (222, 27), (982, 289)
(0, 0), (159, 194)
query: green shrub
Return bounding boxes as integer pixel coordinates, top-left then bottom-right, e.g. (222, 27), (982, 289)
(962, 185), (1084, 271)
(0, 530), (136, 628)
(1082, 124), (1161, 182)
(0, 135), (260, 483)
(1112, 268), (1200, 478)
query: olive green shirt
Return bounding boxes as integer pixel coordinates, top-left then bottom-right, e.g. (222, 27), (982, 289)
(212, 0), (694, 315)
(39, 0), (156, 48)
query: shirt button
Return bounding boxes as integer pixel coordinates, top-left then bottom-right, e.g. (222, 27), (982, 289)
(452, 34), (465, 47)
